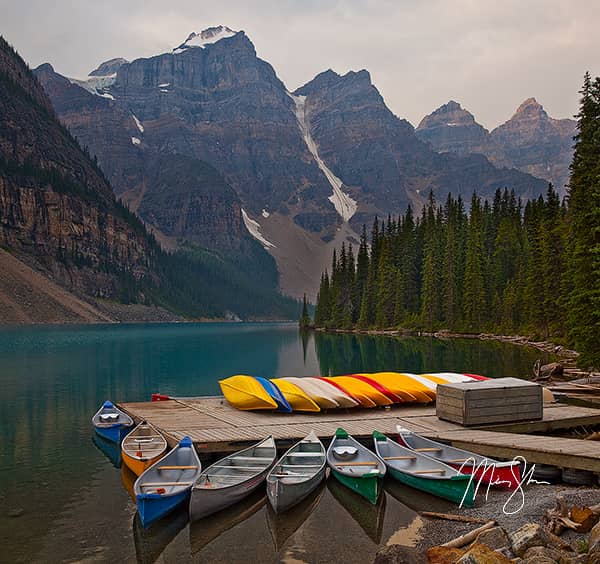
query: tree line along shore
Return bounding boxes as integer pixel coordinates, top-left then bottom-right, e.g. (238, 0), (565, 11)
(305, 73), (600, 368)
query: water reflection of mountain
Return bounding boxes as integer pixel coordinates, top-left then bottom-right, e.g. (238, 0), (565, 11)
(314, 332), (548, 378)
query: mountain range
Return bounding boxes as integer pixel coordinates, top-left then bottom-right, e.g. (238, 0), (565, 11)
(0, 34), (297, 322)
(416, 98), (575, 193)
(29, 25), (561, 300)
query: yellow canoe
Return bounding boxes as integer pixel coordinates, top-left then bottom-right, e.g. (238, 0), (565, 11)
(271, 378), (321, 412)
(324, 376), (393, 407)
(355, 373), (418, 403)
(219, 375), (278, 410)
(368, 372), (433, 403)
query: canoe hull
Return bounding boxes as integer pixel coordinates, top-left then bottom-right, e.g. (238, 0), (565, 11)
(267, 466), (326, 513)
(397, 429), (520, 490)
(190, 471), (268, 520)
(123, 451), (163, 477)
(134, 436), (201, 529)
(449, 462), (521, 490)
(387, 466), (475, 506)
(94, 423), (130, 445)
(331, 468), (382, 505)
(136, 490), (190, 528)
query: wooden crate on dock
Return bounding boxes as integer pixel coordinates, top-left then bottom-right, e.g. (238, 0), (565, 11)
(436, 377), (543, 426)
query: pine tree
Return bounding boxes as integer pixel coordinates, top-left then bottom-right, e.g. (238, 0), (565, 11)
(566, 73), (600, 366)
(299, 294), (311, 328)
(463, 194), (487, 331)
(375, 237), (397, 327)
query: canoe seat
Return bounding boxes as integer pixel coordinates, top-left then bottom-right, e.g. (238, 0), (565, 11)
(288, 452), (324, 457)
(332, 446), (358, 460)
(157, 465), (198, 470)
(415, 448), (442, 452)
(213, 465), (265, 470)
(271, 473), (313, 477)
(281, 464), (322, 468)
(100, 414), (119, 421)
(140, 481), (193, 487)
(229, 456), (273, 462)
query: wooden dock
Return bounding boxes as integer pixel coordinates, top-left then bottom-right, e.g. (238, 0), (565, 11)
(119, 397), (600, 472)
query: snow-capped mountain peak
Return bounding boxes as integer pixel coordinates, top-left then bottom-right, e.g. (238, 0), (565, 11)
(173, 26), (237, 53)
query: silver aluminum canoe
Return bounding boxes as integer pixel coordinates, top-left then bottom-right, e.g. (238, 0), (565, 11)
(189, 436), (277, 521)
(266, 431), (326, 513)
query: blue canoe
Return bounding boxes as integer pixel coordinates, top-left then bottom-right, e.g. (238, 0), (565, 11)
(91, 400), (134, 444)
(255, 377), (292, 413)
(134, 436), (202, 528)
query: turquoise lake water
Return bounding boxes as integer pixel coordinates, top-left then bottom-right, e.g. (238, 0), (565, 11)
(0, 323), (550, 563)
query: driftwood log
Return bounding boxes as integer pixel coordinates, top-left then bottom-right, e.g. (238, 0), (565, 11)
(420, 511), (490, 525)
(441, 520), (497, 549)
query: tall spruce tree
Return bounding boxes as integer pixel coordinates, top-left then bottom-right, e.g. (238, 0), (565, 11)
(566, 73), (600, 366)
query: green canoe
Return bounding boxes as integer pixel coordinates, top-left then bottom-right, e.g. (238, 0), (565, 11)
(373, 431), (475, 507)
(327, 428), (386, 505)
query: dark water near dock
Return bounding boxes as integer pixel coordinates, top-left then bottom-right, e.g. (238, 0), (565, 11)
(0, 323), (551, 563)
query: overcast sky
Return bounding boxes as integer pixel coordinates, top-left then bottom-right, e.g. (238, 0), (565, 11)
(2, 0), (599, 128)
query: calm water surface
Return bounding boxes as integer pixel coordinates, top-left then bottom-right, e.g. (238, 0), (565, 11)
(0, 323), (551, 563)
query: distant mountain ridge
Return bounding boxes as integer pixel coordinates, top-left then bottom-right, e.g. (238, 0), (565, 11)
(416, 98), (575, 193)
(34, 25), (549, 298)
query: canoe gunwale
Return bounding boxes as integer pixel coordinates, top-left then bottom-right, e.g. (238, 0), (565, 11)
(194, 436), (277, 491)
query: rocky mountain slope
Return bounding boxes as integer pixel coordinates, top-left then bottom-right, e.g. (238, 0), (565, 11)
(35, 26), (548, 298)
(0, 36), (297, 321)
(0, 38), (156, 301)
(416, 99), (576, 193)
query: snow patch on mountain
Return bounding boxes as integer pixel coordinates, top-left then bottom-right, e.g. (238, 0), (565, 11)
(69, 73), (116, 98)
(288, 92), (357, 222)
(242, 209), (276, 249)
(173, 26), (237, 53)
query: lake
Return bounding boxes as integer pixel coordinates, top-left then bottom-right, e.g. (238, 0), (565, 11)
(0, 322), (551, 563)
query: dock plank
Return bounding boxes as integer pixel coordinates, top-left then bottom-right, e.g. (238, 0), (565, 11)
(118, 397), (600, 470)
(427, 429), (600, 472)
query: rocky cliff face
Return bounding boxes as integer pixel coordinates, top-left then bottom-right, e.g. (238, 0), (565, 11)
(34, 63), (251, 253)
(491, 98), (575, 193)
(34, 26), (550, 297)
(415, 100), (492, 157)
(416, 98), (575, 193)
(295, 70), (547, 229)
(0, 37), (155, 300)
(109, 30), (333, 221)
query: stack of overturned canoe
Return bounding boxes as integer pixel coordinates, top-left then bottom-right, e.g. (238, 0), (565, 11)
(93, 402), (522, 530)
(219, 372), (487, 412)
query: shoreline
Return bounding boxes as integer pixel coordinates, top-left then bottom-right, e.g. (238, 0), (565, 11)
(311, 326), (581, 366)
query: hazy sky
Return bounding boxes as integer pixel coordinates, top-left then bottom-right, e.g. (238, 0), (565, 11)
(2, 0), (599, 128)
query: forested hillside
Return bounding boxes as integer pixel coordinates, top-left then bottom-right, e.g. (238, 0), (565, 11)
(314, 74), (600, 367)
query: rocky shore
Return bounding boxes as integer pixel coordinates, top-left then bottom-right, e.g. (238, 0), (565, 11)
(375, 485), (600, 563)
